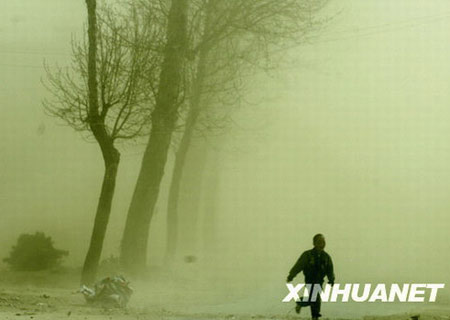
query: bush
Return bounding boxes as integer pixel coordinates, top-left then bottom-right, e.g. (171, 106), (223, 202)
(3, 232), (68, 271)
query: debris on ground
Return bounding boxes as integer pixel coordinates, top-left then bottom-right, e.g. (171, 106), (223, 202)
(80, 276), (133, 308)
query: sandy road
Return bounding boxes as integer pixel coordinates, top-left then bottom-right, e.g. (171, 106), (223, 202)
(0, 279), (449, 320)
(0, 286), (286, 320)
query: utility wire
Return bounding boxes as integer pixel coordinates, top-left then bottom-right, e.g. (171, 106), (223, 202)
(0, 11), (449, 70)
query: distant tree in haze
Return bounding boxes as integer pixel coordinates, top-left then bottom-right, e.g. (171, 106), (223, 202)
(43, 0), (161, 284)
(120, 0), (328, 273)
(3, 232), (68, 271)
(164, 0), (328, 263)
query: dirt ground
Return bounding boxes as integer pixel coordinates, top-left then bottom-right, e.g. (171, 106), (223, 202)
(0, 270), (449, 320)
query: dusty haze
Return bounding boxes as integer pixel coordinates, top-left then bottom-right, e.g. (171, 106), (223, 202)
(1, 0), (449, 318)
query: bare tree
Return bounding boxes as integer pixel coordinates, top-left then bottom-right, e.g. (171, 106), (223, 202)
(164, 0), (328, 263)
(120, 0), (189, 274)
(120, 0), (328, 273)
(43, 1), (159, 284)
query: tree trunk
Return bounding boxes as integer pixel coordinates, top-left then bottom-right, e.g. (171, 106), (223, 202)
(164, 34), (211, 264)
(165, 125), (193, 264)
(81, 0), (121, 285)
(81, 150), (120, 285)
(202, 150), (220, 255)
(120, 0), (188, 275)
(164, 111), (199, 264)
(178, 142), (209, 257)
